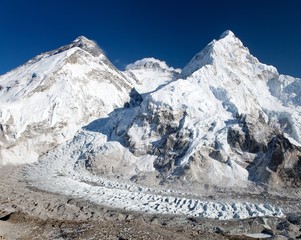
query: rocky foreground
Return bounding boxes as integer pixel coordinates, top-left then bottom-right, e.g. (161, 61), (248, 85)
(0, 165), (301, 240)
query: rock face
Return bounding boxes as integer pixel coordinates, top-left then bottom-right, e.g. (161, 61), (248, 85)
(248, 134), (301, 187)
(0, 36), (133, 164)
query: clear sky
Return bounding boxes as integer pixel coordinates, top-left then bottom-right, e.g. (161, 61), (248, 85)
(1, 0), (301, 76)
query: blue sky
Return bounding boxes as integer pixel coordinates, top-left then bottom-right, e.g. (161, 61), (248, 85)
(1, 0), (301, 76)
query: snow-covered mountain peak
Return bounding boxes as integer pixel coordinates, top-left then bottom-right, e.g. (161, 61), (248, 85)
(73, 35), (92, 44)
(19, 36), (104, 69)
(70, 36), (103, 57)
(0, 36), (133, 164)
(111, 30), (301, 189)
(181, 30), (278, 78)
(219, 29), (235, 39)
(214, 30), (246, 52)
(124, 58), (180, 93)
(214, 30), (245, 52)
(126, 58), (180, 73)
(181, 30), (244, 77)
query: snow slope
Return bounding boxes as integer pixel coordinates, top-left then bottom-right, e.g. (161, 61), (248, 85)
(0, 36), (133, 164)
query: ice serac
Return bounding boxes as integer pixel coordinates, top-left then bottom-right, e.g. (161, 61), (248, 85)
(124, 58), (180, 93)
(0, 36), (133, 164)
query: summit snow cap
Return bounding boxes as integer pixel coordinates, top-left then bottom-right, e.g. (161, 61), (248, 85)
(70, 36), (103, 57)
(219, 29), (235, 39)
(73, 35), (93, 44)
(27, 36), (104, 65)
(124, 57), (180, 93)
(181, 30), (278, 78)
(126, 57), (180, 73)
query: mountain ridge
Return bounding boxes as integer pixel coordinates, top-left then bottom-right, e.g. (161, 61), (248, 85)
(1, 31), (301, 189)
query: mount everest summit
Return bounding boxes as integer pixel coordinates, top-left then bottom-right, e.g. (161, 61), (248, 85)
(1, 30), (301, 206)
(0, 36), (132, 164)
